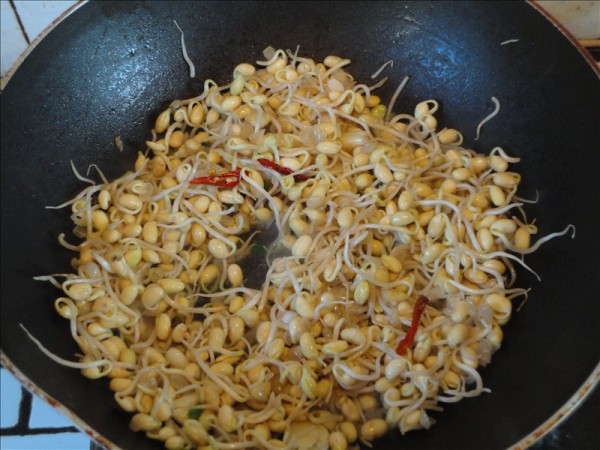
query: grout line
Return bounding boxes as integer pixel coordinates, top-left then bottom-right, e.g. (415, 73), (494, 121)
(0, 385), (80, 436)
(18, 387), (33, 431)
(0, 386), (31, 435)
(1, 425), (80, 436)
(8, 0), (31, 44)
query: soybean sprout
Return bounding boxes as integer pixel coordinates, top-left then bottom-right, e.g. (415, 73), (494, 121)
(474, 96), (501, 140)
(34, 49), (572, 450)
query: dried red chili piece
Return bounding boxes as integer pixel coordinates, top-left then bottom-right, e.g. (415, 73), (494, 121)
(395, 296), (429, 356)
(189, 169), (241, 187)
(257, 158), (308, 182)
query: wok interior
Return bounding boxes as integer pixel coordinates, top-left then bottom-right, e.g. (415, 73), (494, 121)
(1, 2), (598, 449)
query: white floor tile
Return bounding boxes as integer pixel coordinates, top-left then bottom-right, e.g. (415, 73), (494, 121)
(537, 1), (600, 39)
(1, 369), (89, 449)
(0, 432), (90, 450)
(29, 392), (80, 429)
(13, 1), (79, 42)
(1, 369), (21, 428)
(0, 0), (29, 76)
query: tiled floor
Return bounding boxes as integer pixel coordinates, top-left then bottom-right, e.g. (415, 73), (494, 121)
(0, 1), (598, 450)
(1, 1), (28, 76)
(1, 1), (79, 77)
(1, 368), (91, 450)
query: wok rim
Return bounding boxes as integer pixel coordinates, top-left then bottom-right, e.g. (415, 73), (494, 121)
(530, 0), (600, 75)
(1, 1), (598, 449)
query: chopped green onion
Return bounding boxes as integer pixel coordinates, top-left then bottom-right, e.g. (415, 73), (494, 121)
(188, 407), (202, 420)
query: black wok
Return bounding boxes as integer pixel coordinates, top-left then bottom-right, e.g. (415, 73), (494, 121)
(1, 1), (599, 449)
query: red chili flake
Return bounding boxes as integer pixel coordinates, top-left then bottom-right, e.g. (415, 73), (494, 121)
(189, 169), (241, 188)
(257, 158), (308, 182)
(395, 296), (429, 356)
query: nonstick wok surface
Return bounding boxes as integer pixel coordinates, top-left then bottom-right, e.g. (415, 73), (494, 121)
(1, 2), (599, 449)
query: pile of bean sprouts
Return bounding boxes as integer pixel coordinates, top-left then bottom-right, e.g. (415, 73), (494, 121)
(36, 48), (573, 450)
